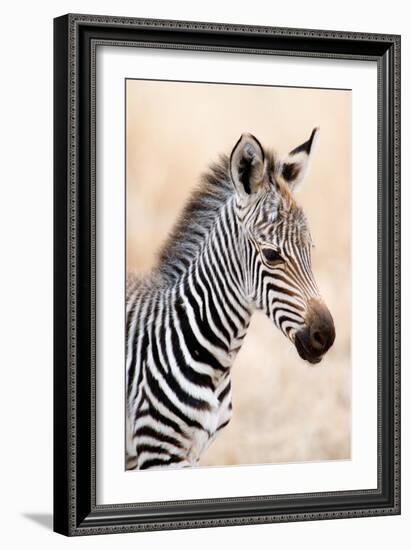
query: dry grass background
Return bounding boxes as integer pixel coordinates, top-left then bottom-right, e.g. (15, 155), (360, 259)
(126, 79), (351, 466)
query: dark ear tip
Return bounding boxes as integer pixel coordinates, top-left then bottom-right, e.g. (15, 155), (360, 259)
(310, 127), (320, 141)
(290, 127), (320, 155)
(310, 127), (320, 151)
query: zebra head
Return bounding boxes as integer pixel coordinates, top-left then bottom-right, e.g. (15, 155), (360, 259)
(230, 129), (335, 364)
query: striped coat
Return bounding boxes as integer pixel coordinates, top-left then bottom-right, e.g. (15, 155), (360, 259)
(126, 130), (335, 469)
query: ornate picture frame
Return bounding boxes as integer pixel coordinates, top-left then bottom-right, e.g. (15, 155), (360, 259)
(53, 14), (400, 536)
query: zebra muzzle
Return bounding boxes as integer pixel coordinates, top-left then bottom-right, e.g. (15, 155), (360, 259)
(294, 298), (335, 364)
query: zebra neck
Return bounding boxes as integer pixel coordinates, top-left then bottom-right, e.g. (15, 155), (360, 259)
(172, 203), (252, 372)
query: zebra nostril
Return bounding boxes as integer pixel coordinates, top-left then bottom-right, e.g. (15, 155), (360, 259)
(311, 329), (325, 348)
(306, 298), (336, 354)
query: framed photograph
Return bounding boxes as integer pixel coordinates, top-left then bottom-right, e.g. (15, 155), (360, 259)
(53, 14), (401, 536)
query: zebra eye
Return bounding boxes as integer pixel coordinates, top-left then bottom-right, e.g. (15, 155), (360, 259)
(261, 248), (284, 266)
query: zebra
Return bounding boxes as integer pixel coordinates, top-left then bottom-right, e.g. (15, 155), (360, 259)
(126, 128), (335, 470)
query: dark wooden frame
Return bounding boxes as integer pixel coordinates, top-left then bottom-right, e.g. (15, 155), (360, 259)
(53, 13), (401, 536)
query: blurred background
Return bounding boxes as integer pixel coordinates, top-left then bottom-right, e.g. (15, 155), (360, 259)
(126, 79), (351, 466)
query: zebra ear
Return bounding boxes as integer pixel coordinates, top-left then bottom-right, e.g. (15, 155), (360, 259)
(282, 128), (320, 191)
(230, 134), (265, 198)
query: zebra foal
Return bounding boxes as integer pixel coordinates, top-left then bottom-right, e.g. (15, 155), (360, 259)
(126, 129), (335, 470)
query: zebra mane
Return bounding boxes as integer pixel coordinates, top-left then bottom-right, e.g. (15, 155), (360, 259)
(155, 154), (234, 283)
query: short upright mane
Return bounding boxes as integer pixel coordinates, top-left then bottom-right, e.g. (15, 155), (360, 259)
(156, 154), (233, 283)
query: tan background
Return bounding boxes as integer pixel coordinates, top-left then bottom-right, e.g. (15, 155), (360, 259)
(126, 79), (351, 466)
